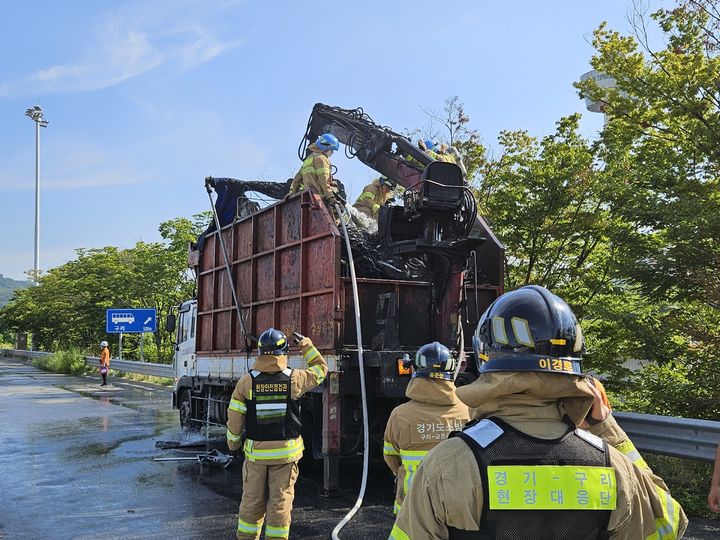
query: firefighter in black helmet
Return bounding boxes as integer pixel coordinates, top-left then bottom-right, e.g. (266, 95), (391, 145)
(390, 285), (687, 540)
(383, 342), (470, 514)
(226, 328), (327, 540)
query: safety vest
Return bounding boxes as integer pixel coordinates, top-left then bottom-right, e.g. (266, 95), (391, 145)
(245, 369), (302, 441)
(448, 417), (615, 540)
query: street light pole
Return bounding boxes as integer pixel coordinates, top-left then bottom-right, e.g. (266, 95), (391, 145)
(25, 106), (48, 284)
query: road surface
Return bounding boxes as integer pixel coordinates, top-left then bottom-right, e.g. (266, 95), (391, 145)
(0, 357), (717, 539)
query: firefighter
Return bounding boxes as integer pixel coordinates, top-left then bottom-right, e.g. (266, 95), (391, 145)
(287, 133), (339, 201)
(226, 328), (328, 540)
(353, 176), (396, 219)
(390, 285), (688, 540)
(408, 140), (467, 177)
(383, 342), (470, 514)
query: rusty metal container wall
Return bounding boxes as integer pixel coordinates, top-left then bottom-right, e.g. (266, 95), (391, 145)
(194, 190), (505, 356)
(196, 192), (342, 355)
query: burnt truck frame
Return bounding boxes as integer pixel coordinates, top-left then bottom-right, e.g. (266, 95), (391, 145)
(170, 104), (504, 493)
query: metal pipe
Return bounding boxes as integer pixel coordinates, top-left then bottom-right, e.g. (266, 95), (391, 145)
(206, 185), (249, 340)
(34, 120), (40, 281)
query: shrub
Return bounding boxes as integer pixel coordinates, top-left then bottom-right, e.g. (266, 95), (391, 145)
(41, 349), (88, 375)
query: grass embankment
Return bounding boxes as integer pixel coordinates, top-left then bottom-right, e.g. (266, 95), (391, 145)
(644, 454), (718, 520)
(30, 349), (173, 386)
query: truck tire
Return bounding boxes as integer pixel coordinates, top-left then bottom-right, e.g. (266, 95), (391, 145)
(179, 389), (201, 432)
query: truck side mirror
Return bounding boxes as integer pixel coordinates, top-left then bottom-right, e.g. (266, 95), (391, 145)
(165, 313), (176, 333)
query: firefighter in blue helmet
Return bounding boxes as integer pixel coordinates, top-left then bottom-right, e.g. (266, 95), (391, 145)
(227, 328), (328, 540)
(288, 133), (340, 201)
(390, 285), (687, 540)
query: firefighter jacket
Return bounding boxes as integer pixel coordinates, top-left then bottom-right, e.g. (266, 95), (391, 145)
(100, 347), (110, 368)
(383, 377), (471, 514)
(389, 371), (688, 540)
(353, 179), (393, 219)
(288, 143), (335, 200)
(226, 337), (327, 464)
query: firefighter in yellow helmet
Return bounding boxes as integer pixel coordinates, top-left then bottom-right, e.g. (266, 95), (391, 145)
(287, 133), (339, 201)
(383, 342), (470, 515)
(353, 177), (396, 219)
(390, 285), (687, 540)
(226, 328), (327, 540)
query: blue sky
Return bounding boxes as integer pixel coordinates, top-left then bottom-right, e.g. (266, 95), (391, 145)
(0, 0), (663, 280)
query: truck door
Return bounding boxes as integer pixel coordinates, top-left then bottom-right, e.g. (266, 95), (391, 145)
(175, 303), (196, 378)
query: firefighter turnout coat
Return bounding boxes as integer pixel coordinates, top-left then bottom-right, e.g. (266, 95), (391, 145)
(353, 179), (393, 219)
(389, 372), (688, 540)
(226, 337), (327, 462)
(383, 377), (471, 514)
(288, 143), (336, 200)
(226, 338), (327, 540)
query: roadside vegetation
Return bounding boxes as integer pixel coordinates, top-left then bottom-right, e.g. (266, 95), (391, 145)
(31, 349), (88, 376)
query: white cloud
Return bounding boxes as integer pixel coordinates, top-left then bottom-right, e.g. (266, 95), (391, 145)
(0, 2), (243, 97)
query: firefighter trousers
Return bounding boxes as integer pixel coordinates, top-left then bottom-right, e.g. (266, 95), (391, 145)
(236, 459), (299, 540)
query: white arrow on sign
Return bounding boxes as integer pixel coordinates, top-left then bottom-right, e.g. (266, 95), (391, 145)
(144, 317), (152, 325)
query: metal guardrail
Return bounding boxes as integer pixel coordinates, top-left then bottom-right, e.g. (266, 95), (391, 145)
(614, 412), (720, 463)
(0, 348), (174, 379)
(2, 349), (718, 461)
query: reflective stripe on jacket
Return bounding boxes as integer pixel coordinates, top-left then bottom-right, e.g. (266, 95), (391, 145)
(383, 377), (470, 512)
(226, 337), (328, 464)
(390, 371), (688, 540)
(353, 180), (392, 218)
(288, 143), (334, 199)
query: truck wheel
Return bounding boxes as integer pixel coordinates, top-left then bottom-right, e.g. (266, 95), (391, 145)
(179, 389), (200, 432)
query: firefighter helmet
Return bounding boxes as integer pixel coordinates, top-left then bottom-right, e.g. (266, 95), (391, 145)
(315, 133), (340, 152)
(472, 285), (584, 376)
(258, 328), (289, 356)
(377, 176), (396, 188)
(413, 341), (457, 381)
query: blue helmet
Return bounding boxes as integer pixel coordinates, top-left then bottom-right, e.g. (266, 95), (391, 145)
(423, 139), (437, 151)
(258, 328), (289, 356)
(316, 133), (340, 152)
(412, 341), (457, 381)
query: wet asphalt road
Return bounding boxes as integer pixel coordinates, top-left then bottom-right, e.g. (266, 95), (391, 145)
(0, 356), (718, 540)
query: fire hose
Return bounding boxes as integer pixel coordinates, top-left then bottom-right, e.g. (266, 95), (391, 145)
(332, 203), (370, 539)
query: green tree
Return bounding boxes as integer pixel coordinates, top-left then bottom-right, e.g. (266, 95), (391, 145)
(574, 2), (720, 417)
(0, 213), (210, 362)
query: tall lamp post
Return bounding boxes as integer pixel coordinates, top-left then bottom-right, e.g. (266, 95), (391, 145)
(25, 105), (48, 284)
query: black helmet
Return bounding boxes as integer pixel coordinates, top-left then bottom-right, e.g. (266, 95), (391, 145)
(412, 341), (457, 381)
(258, 328), (289, 356)
(377, 176), (397, 188)
(472, 285), (584, 376)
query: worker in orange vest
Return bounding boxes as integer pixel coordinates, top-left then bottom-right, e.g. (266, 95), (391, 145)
(99, 341), (110, 386)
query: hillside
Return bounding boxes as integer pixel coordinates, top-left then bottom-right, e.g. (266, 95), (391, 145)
(0, 274), (31, 307)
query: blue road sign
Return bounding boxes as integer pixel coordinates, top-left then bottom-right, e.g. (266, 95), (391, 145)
(106, 308), (157, 334)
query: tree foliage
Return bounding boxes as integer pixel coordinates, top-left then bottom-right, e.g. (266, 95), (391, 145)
(420, 3), (720, 418)
(573, 1), (720, 417)
(0, 213), (209, 363)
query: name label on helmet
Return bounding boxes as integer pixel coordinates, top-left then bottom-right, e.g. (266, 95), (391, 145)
(255, 383), (289, 394)
(487, 465), (617, 510)
(538, 358), (576, 373)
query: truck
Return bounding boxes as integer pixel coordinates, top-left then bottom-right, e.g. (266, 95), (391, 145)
(168, 104), (504, 493)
